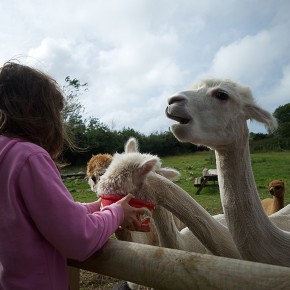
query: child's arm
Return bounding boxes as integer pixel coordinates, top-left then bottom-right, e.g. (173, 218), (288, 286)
(18, 152), (124, 261)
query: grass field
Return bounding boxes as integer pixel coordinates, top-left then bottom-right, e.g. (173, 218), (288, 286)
(62, 150), (290, 289)
(62, 150), (290, 215)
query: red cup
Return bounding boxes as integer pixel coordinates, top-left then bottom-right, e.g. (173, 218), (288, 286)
(101, 194), (155, 232)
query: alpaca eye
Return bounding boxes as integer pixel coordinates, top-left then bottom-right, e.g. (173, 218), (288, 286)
(91, 175), (97, 182)
(213, 90), (229, 101)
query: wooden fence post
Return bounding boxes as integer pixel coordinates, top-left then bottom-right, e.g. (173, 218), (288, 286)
(68, 240), (290, 290)
(67, 266), (80, 290)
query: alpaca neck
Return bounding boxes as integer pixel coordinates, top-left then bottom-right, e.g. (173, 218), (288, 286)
(215, 129), (290, 265)
(272, 195), (284, 211)
(216, 138), (263, 223)
(145, 174), (240, 259)
(153, 206), (209, 253)
(153, 206), (184, 249)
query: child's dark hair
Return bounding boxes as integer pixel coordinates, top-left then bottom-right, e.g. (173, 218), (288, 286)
(0, 61), (73, 160)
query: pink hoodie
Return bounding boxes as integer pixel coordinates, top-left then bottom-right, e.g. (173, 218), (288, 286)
(0, 136), (124, 290)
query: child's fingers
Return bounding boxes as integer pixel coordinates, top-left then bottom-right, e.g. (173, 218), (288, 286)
(131, 219), (142, 231)
(135, 207), (146, 215)
(117, 193), (135, 205)
(122, 193), (134, 202)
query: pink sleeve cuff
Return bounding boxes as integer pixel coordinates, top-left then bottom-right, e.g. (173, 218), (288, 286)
(101, 203), (124, 225)
(82, 201), (101, 213)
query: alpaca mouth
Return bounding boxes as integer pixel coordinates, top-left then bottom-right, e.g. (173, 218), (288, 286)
(165, 107), (190, 124)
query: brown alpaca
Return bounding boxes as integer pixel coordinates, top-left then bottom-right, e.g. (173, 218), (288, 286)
(261, 180), (285, 216)
(86, 154), (113, 192)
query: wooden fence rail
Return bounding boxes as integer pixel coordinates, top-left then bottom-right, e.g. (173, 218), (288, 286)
(68, 240), (290, 290)
(61, 173), (86, 179)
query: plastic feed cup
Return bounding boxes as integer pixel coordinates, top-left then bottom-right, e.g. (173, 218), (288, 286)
(101, 194), (155, 232)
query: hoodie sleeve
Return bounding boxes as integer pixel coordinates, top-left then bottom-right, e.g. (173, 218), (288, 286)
(83, 201), (102, 213)
(17, 151), (124, 261)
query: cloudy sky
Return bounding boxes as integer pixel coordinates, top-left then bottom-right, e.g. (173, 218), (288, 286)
(1, 0), (289, 135)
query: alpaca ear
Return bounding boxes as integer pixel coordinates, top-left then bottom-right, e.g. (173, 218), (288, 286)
(156, 168), (180, 180)
(125, 137), (138, 153)
(138, 158), (159, 176)
(245, 104), (278, 132)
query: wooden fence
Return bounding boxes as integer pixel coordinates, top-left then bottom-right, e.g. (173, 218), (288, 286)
(68, 239), (290, 290)
(61, 173), (86, 179)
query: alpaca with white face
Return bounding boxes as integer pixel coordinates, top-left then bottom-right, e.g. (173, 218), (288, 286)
(166, 78), (290, 266)
(97, 137), (240, 259)
(86, 149), (184, 290)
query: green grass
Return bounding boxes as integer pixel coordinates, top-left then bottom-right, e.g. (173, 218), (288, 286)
(62, 151), (290, 215)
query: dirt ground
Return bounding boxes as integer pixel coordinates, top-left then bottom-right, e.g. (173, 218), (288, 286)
(80, 270), (119, 290)
(79, 271), (150, 290)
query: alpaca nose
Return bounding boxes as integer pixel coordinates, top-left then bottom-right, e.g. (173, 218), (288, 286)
(168, 95), (187, 105)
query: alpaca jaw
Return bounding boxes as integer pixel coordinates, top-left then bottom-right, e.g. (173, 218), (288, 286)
(165, 94), (192, 125)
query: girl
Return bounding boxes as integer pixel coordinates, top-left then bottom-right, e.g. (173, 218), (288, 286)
(0, 61), (145, 290)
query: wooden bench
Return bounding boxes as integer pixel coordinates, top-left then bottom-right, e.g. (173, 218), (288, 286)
(194, 169), (218, 195)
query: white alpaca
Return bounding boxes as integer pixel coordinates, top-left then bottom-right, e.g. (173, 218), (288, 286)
(86, 149), (184, 290)
(166, 78), (290, 266)
(124, 138), (211, 253)
(98, 137), (240, 259)
(86, 149), (184, 242)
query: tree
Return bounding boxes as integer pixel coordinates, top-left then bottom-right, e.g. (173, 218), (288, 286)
(61, 77), (88, 164)
(62, 76), (87, 122)
(85, 117), (117, 154)
(273, 103), (290, 138)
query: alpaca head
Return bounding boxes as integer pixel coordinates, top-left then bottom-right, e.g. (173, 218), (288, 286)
(97, 137), (179, 201)
(165, 78), (278, 149)
(268, 179), (285, 198)
(86, 154), (113, 191)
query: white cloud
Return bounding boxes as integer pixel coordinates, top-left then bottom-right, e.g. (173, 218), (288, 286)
(206, 24), (290, 85)
(0, 0), (290, 135)
(266, 65), (290, 106)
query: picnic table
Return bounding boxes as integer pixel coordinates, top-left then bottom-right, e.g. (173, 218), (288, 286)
(194, 168), (218, 195)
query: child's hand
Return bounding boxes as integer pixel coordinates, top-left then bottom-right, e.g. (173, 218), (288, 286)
(116, 194), (146, 231)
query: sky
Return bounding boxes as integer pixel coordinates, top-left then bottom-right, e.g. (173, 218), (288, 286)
(0, 0), (289, 135)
